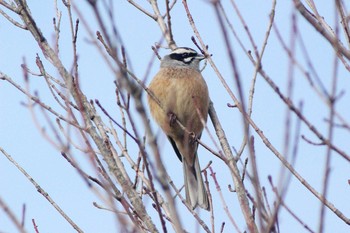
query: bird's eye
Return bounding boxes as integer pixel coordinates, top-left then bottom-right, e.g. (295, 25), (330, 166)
(182, 53), (189, 57)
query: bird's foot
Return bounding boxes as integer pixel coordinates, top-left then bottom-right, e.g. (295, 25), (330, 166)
(167, 111), (177, 127)
(189, 132), (197, 145)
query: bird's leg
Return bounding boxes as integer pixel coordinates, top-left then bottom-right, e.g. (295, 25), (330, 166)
(167, 111), (177, 127)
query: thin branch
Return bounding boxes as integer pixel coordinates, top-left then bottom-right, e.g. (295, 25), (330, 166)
(127, 0), (156, 20)
(149, 0), (177, 49)
(209, 166), (242, 233)
(0, 0), (19, 12)
(318, 11), (340, 232)
(0, 7), (27, 29)
(95, 99), (138, 142)
(293, 0), (350, 60)
(165, 0), (175, 47)
(32, 219), (40, 233)
(269, 177), (315, 233)
(236, 0), (277, 158)
(336, 0), (350, 48)
(12, 1), (158, 231)
(0, 197), (27, 233)
(0, 147), (83, 233)
(0, 73), (83, 129)
(183, 0), (350, 227)
(182, 2), (258, 231)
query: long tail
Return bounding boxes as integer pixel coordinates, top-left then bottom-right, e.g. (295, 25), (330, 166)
(183, 154), (210, 210)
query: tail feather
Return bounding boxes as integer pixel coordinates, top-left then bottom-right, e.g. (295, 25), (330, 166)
(183, 154), (210, 211)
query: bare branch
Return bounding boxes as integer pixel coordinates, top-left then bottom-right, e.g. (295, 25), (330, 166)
(0, 147), (83, 232)
(0, 7), (26, 29)
(294, 0), (350, 60)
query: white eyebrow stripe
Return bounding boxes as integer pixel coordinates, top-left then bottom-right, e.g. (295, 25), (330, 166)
(171, 48), (196, 55)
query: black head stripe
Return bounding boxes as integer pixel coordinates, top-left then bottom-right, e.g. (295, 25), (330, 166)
(169, 48), (198, 63)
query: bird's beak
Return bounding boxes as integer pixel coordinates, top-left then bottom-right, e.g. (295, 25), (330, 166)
(195, 54), (206, 60)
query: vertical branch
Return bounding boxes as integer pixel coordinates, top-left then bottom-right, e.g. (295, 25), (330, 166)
(236, 0), (277, 157)
(182, 1), (259, 231)
(208, 104), (258, 233)
(87, 3), (184, 231)
(335, 0), (350, 48)
(12, 1), (159, 232)
(150, 0), (177, 49)
(211, 2), (268, 231)
(266, 102), (303, 232)
(209, 166), (242, 233)
(165, 0), (176, 48)
(280, 5), (297, 203)
(318, 6), (340, 233)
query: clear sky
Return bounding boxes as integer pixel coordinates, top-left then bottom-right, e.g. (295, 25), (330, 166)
(1, 1), (349, 233)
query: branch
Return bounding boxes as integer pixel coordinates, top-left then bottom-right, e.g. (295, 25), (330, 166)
(0, 7), (27, 29)
(293, 0), (350, 60)
(12, 1), (158, 231)
(0, 147), (83, 232)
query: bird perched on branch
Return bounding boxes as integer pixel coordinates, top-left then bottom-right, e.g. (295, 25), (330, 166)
(147, 47), (210, 210)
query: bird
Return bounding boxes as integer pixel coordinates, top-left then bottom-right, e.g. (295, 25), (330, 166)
(147, 47), (210, 210)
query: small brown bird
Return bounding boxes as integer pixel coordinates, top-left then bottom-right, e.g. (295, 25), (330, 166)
(147, 47), (210, 210)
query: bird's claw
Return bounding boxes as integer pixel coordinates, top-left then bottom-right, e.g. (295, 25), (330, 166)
(189, 132), (197, 145)
(168, 111), (177, 127)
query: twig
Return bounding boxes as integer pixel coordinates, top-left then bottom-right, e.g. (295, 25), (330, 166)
(261, 67), (350, 162)
(203, 169), (215, 233)
(0, 72), (81, 128)
(127, 0), (156, 20)
(318, 14), (340, 232)
(114, 82), (129, 150)
(209, 166), (242, 233)
(220, 222), (225, 233)
(168, 178), (211, 233)
(95, 99), (138, 142)
(301, 135), (325, 145)
(183, 0), (350, 227)
(35, 55), (71, 111)
(266, 101), (303, 232)
(165, 0), (175, 47)
(215, 1), (268, 230)
(235, 0), (277, 159)
(269, 177), (315, 233)
(152, 45), (162, 60)
(32, 219), (40, 233)
(336, 0), (350, 48)
(21, 204), (26, 227)
(0, 197), (27, 233)
(0, 0), (19, 12)
(275, 22), (350, 129)
(0, 7), (27, 29)
(182, 1), (258, 231)
(142, 36), (164, 85)
(53, 0), (62, 55)
(149, 0), (177, 49)
(15, 0), (158, 230)
(241, 157), (248, 182)
(248, 136), (267, 231)
(109, 122), (177, 230)
(262, 187), (272, 218)
(293, 0), (350, 60)
(0, 147), (83, 233)
(228, 0), (259, 59)
(22, 62), (66, 150)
